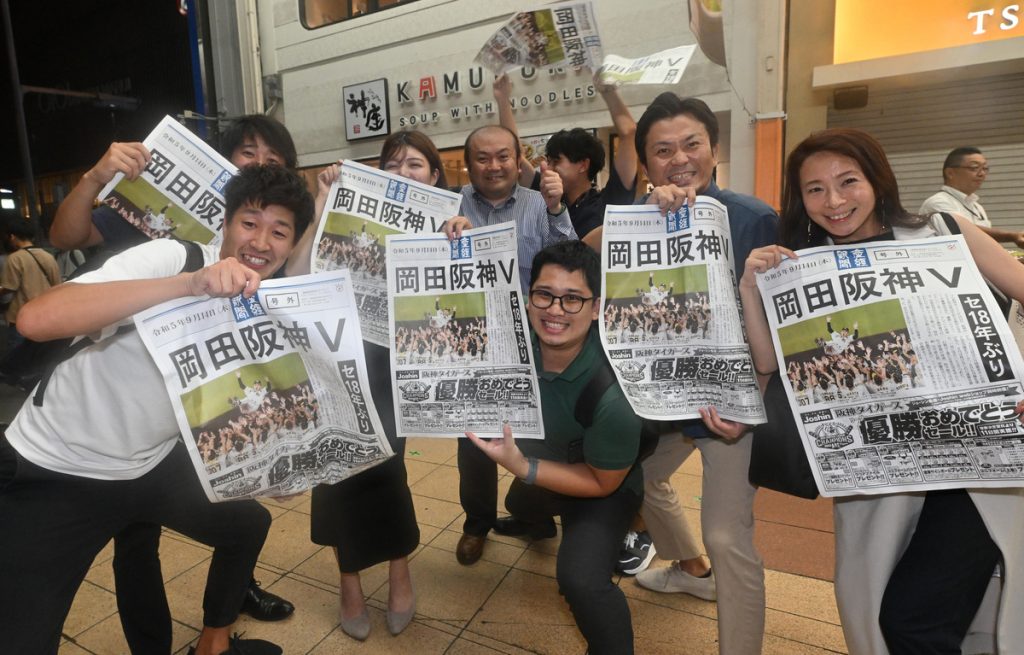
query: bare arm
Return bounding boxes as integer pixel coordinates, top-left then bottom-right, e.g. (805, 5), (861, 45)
(493, 73), (536, 187)
(955, 214), (1024, 301)
(595, 73), (637, 186)
(466, 424), (629, 497)
(51, 142), (150, 250)
(17, 257), (261, 342)
(976, 223), (1024, 249)
(286, 162), (339, 276)
(738, 245), (799, 374)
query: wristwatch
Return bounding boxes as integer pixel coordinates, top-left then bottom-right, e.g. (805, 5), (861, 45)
(546, 201), (566, 216)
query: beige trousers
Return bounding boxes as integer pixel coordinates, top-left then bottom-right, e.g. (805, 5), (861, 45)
(641, 431), (765, 655)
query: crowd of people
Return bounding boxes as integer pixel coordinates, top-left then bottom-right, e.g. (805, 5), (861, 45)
(0, 61), (1020, 655)
(394, 313), (488, 365)
(314, 223), (387, 277)
(604, 289), (712, 344)
(102, 196), (180, 241)
(788, 327), (923, 405)
(196, 378), (320, 470)
(509, 11), (554, 65)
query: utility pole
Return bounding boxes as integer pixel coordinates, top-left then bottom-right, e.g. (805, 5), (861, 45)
(2, 0), (38, 224)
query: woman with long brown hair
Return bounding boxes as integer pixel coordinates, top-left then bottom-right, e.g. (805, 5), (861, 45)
(739, 128), (1024, 654)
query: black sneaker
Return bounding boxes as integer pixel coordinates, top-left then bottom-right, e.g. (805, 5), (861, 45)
(616, 530), (657, 575)
(187, 633), (282, 655)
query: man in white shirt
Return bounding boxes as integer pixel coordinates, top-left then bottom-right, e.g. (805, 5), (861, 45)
(919, 147), (1024, 246)
(0, 165), (313, 655)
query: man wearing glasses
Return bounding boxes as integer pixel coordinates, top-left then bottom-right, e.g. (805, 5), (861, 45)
(466, 240), (643, 655)
(920, 147), (1024, 246)
(443, 125), (577, 566)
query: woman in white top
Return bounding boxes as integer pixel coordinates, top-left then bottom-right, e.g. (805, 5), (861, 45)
(738, 128), (1024, 654)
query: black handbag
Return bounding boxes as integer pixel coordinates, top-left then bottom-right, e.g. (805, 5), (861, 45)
(748, 372), (820, 499)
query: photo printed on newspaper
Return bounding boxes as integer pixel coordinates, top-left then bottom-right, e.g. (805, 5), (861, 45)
(756, 235), (1024, 497)
(386, 224), (544, 440)
(136, 270), (393, 502)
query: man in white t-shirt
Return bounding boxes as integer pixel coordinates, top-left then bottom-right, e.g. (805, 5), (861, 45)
(919, 147), (1024, 247)
(0, 165), (313, 655)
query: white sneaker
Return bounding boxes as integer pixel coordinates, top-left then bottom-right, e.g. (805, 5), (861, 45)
(635, 562), (717, 601)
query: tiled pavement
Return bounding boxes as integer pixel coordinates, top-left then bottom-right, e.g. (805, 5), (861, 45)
(61, 441), (845, 654)
(2, 383), (846, 654)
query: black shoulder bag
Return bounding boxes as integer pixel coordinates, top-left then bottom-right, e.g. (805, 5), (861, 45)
(748, 372), (819, 499)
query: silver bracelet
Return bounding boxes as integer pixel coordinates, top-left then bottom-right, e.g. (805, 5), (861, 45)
(523, 456), (539, 485)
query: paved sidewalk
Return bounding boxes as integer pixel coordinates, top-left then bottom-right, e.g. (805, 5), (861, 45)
(42, 430), (845, 654)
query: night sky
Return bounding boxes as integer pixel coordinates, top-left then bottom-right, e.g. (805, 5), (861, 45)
(0, 0), (196, 183)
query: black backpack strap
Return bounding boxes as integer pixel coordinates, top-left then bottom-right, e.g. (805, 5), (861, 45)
(939, 212), (961, 235)
(177, 239), (206, 273)
(940, 212), (1012, 317)
(572, 357), (660, 465)
(33, 240), (207, 407)
(32, 331), (129, 407)
(24, 248), (57, 287)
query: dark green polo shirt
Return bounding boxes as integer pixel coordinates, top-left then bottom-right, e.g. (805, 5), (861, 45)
(521, 329), (643, 495)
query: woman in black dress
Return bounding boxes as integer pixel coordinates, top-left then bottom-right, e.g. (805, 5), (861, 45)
(306, 131), (452, 641)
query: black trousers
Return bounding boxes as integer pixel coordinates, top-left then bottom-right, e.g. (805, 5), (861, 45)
(879, 489), (1001, 654)
(457, 436), (498, 535)
(114, 523), (173, 654)
(0, 437), (271, 655)
(505, 479), (641, 655)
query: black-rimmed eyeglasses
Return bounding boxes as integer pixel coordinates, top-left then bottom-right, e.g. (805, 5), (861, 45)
(529, 289), (594, 314)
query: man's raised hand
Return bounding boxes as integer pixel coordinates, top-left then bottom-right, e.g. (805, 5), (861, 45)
(186, 258), (262, 299)
(84, 142), (151, 186)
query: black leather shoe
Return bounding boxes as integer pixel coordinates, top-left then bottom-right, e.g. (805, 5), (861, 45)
(492, 516), (557, 540)
(187, 633), (282, 654)
(240, 578), (294, 622)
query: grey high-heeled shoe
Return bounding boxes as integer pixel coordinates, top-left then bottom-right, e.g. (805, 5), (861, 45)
(386, 594), (416, 636)
(340, 607), (371, 641)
